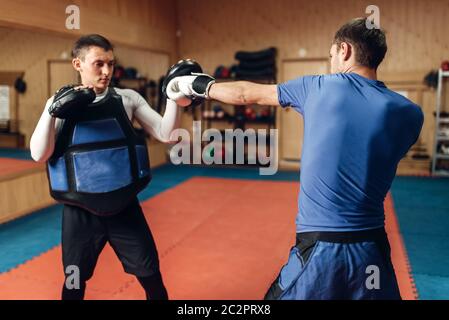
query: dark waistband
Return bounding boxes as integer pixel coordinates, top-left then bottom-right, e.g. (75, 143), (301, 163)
(296, 227), (387, 244)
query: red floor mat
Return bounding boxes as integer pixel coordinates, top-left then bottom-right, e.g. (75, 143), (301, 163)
(0, 158), (42, 177)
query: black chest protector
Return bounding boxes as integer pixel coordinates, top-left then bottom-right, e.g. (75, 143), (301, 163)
(47, 88), (151, 215)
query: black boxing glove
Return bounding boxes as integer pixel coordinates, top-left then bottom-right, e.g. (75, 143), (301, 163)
(48, 85), (96, 119)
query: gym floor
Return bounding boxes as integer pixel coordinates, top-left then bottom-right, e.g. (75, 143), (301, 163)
(1, 149), (448, 300)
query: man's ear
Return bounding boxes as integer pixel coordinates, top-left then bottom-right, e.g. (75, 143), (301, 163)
(340, 42), (352, 62)
(72, 58), (82, 72)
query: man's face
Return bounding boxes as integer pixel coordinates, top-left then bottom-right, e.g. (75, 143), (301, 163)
(73, 46), (115, 93)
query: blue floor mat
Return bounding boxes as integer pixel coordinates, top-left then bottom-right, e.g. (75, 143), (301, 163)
(391, 176), (449, 300)
(0, 148), (33, 160)
(0, 205), (62, 273)
(413, 274), (449, 300)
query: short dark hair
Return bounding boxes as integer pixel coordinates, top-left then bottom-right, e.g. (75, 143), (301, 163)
(72, 34), (114, 59)
(333, 18), (387, 69)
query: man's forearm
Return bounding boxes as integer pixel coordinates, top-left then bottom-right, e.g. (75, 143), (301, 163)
(208, 81), (280, 106)
(159, 99), (181, 142)
(30, 110), (57, 163)
(208, 81), (254, 105)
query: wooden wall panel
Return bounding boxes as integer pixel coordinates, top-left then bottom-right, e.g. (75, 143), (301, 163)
(48, 60), (79, 95)
(0, 0), (177, 53)
(0, 28), (71, 147)
(177, 0), (449, 75)
(114, 46), (170, 82)
(0, 168), (55, 224)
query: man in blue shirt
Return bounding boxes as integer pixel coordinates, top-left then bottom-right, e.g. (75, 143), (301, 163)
(166, 18), (423, 299)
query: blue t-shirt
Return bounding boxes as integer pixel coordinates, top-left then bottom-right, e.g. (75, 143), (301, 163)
(278, 73), (424, 232)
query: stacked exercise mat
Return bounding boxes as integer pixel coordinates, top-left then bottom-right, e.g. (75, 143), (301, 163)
(233, 47), (277, 80)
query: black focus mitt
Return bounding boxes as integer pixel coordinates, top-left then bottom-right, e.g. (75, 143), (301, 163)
(48, 85), (96, 119)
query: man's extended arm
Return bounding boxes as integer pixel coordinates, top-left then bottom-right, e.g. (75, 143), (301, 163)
(167, 73), (281, 107)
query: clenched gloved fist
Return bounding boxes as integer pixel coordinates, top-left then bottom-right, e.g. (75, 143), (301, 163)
(162, 59), (215, 107)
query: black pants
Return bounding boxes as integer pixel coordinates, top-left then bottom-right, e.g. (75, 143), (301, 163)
(61, 198), (168, 300)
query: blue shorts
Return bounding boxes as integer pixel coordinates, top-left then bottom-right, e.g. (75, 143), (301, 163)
(264, 228), (401, 300)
